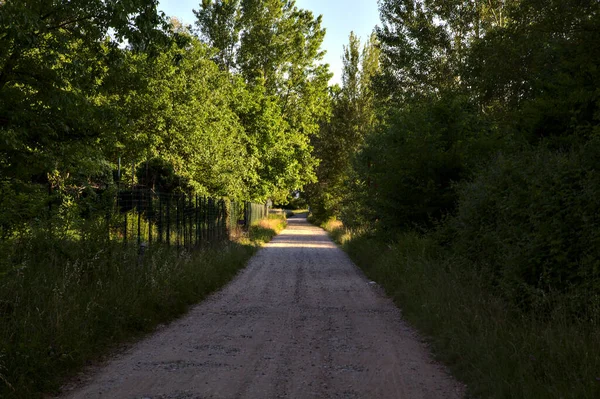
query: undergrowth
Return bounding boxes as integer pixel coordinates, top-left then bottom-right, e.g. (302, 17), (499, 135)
(320, 220), (600, 399)
(0, 216), (285, 398)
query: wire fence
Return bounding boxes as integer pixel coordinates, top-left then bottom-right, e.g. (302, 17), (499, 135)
(115, 189), (268, 250)
(0, 187), (270, 251)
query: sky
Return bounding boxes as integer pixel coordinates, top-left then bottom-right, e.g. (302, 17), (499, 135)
(157, 0), (381, 85)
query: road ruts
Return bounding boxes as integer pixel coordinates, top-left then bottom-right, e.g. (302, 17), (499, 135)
(60, 215), (465, 399)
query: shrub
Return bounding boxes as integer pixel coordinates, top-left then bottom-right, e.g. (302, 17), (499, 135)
(360, 93), (498, 231)
(450, 139), (600, 314)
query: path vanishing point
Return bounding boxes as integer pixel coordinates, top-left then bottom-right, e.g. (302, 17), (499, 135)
(61, 215), (464, 399)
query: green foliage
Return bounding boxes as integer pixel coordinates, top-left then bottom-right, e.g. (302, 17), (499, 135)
(337, 230), (600, 399)
(466, 0), (600, 145)
(194, 0), (241, 70)
(0, 0), (167, 186)
(0, 212), (284, 398)
(449, 141), (600, 312)
(307, 33), (379, 224)
(359, 92), (497, 230)
(196, 0), (333, 202)
(1, 0), (333, 235)
(317, 2), (600, 396)
(115, 38), (254, 198)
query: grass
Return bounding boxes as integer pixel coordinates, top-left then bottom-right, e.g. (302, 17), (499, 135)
(0, 216), (285, 398)
(246, 214), (287, 244)
(319, 219), (600, 399)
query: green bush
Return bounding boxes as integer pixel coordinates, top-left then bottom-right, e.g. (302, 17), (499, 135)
(450, 140), (600, 314)
(360, 93), (499, 231)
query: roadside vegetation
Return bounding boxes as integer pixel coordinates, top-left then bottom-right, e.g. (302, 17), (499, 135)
(1, 0), (320, 396)
(320, 221), (599, 398)
(0, 214), (286, 398)
(246, 214), (288, 244)
(3, 0), (599, 397)
(307, 1), (600, 398)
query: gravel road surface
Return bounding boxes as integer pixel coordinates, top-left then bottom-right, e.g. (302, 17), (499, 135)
(61, 216), (464, 399)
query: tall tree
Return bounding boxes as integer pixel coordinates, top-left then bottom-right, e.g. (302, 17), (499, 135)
(194, 0), (241, 70)
(195, 0), (332, 202)
(0, 0), (167, 187)
(114, 37), (254, 198)
(307, 32), (380, 222)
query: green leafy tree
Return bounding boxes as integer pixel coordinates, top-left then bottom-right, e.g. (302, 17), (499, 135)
(307, 32), (380, 223)
(0, 0), (167, 232)
(194, 0), (241, 70)
(195, 0), (332, 202)
(114, 37), (255, 198)
(466, 0), (600, 146)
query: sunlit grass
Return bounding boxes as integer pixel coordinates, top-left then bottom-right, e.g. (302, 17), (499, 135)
(244, 215), (287, 245)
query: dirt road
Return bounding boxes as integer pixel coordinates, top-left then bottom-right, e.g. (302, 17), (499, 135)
(61, 216), (464, 399)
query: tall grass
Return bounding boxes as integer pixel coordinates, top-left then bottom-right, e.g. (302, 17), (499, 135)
(321, 221), (600, 399)
(246, 214), (287, 244)
(0, 216), (285, 398)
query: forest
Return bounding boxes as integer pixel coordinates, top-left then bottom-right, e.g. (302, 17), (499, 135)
(1, 0), (599, 397)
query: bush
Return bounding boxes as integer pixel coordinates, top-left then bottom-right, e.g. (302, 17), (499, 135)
(360, 93), (498, 231)
(450, 140), (600, 314)
(343, 231), (600, 399)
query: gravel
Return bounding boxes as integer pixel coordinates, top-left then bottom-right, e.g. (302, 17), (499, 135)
(60, 216), (464, 399)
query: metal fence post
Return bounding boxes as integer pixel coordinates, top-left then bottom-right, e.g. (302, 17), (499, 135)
(137, 190), (141, 247)
(166, 195), (171, 246)
(176, 195), (180, 251)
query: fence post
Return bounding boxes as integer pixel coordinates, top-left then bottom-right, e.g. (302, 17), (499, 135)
(221, 200), (226, 240)
(182, 194), (187, 249)
(166, 195), (171, 246)
(137, 190), (141, 247)
(148, 192), (152, 247)
(158, 194), (163, 244)
(176, 195), (180, 252)
(123, 208), (127, 244)
(208, 197), (212, 243)
(189, 195), (193, 249)
(203, 196), (207, 244)
(195, 195), (198, 247)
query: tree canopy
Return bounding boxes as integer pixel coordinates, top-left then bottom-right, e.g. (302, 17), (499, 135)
(0, 0), (334, 232)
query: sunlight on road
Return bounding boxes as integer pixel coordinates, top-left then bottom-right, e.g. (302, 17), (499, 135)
(268, 241), (337, 249)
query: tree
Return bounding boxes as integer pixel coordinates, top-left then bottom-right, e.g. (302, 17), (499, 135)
(465, 0), (600, 146)
(113, 37), (255, 198)
(195, 0), (332, 202)
(307, 32), (380, 222)
(0, 0), (167, 187)
(194, 0), (241, 71)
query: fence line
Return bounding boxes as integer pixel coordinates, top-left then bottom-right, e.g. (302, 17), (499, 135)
(115, 189), (269, 250)
(0, 187), (270, 251)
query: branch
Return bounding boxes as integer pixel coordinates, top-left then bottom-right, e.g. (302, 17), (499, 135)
(42, 13), (99, 34)
(0, 48), (20, 93)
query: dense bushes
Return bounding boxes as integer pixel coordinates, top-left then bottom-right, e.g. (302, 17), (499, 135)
(361, 93), (497, 230)
(310, 1), (600, 397)
(449, 141), (600, 314)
